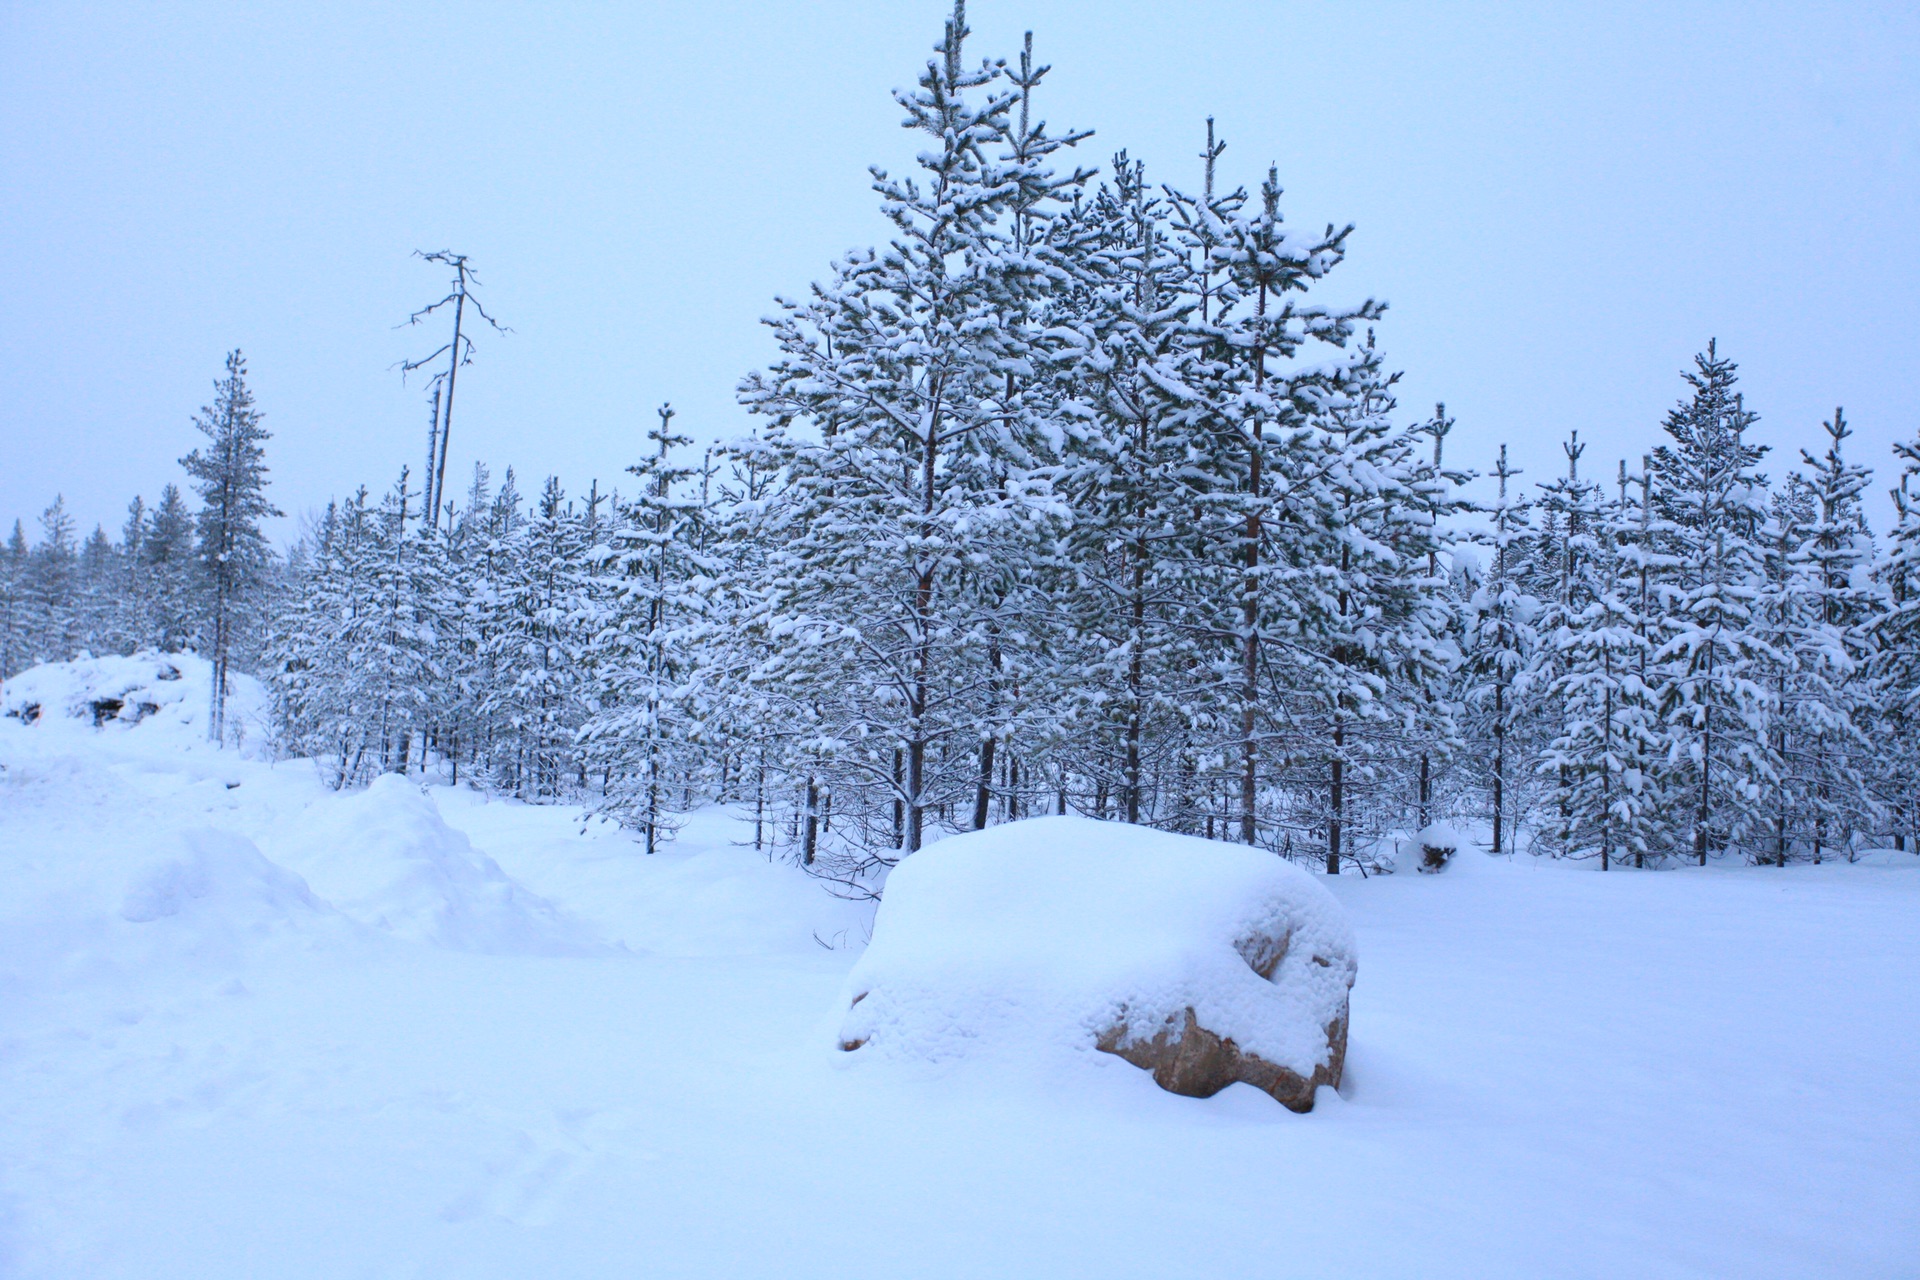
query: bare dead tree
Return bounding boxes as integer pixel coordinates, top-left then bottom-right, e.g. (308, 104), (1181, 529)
(397, 251), (509, 529)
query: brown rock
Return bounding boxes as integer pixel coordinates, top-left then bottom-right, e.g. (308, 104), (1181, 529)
(1094, 923), (1351, 1113)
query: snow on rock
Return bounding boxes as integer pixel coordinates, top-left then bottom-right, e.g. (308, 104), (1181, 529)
(836, 815), (1356, 1110)
(0, 650), (269, 755)
(260, 774), (605, 955)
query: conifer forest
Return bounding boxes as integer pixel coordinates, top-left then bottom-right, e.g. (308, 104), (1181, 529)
(7, 8), (1916, 888)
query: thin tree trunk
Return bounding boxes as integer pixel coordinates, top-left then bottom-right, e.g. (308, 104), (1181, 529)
(1492, 681), (1506, 854)
(803, 775), (819, 866)
(1327, 721), (1345, 874)
(973, 733), (996, 830)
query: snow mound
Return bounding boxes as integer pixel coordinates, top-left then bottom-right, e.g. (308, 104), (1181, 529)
(121, 827), (324, 926)
(0, 650), (269, 754)
(1379, 823), (1505, 875)
(837, 816), (1356, 1085)
(1411, 823), (1463, 873)
(262, 774), (605, 955)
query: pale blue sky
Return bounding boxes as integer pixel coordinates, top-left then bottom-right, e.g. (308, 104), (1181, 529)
(3, 1), (1915, 539)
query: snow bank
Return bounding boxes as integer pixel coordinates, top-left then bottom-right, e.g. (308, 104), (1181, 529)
(261, 774), (604, 955)
(0, 650), (268, 754)
(121, 827), (323, 926)
(837, 816), (1356, 1089)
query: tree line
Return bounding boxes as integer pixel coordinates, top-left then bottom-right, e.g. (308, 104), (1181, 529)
(8, 5), (1916, 882)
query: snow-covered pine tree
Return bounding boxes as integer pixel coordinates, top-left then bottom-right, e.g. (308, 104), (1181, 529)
(475, 476), (593, 797)
(1648, 343), (1777, 864)
(1190, 164), (1387, 853)
(738, 3), (1087, 865)
(1275, 336), (1455, 872)
(144, 484), (200, 653)
(1537, 460), (1664, 868)
(1049, 154), (1213, 827)
(25, 497), (79, 665)
(115, 496), (155, 655)
(180, 350), (281, 743)
(1777, 408), (1877, 860)
(1527, 433), (1609, 855)
(75, 524), (122, 657)
(0, 521), (29, 677)
(581, 405), (719, 851)
(1462, 444), (1540, 854)
(264, 501), (342, 764)
(1869, 423), (1920, 850)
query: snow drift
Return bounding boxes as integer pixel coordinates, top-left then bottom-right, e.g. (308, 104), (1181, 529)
(836, 816), (1356, 1109)
(260, 774), (603, 955)
(120, 827), (323, 926)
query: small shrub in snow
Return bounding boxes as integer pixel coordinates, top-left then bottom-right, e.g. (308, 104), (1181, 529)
(1413, 824), (1462, 874)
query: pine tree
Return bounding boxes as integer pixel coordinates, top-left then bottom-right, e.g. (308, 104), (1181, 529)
(0, 521), (29, 678)
(1538, 461), (1663, 868)
(26, 497), (79, 664)
(737, 3), (1088, 864)
(1050, 155), (1211, 828)
(1648, 343), (1777, 864)
(1870, 424), (1920, 850)
(1776, 408), (1876, 860)
(1527, 433), (1608, 854)
(582, 406), (719, 850)
(144, 484), (200, 653)
(1463, 444), (1540, 854)
(75, 524), (122, 656)
(180, 350), (281, 743)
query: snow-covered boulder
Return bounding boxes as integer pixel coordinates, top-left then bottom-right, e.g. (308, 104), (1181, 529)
(0, 651), (269, 753)
(836, 816), (1356, 1111)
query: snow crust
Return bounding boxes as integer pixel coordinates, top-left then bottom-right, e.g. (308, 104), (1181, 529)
(839, 816), (1355, 1077)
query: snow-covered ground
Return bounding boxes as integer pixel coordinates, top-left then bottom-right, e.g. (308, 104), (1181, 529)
(3, 657), (1917, 1278)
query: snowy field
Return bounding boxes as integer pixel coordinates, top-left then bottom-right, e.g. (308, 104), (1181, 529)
(4, 657), (1918, 1279)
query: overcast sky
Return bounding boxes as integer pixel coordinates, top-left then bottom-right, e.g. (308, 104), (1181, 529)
(3, 1), (1915, 542)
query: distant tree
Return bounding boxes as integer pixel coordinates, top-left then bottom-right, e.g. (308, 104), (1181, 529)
(180, 350), (281, 743)
(0, 520), (29, 677)
(399, 252), (509, 529)
(26, 496), (79, 664)
(76, 524), (121, 656)
(144, 483), (200, 652)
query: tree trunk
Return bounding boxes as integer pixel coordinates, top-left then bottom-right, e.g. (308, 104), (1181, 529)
(803, 775), (819, 866)
(974, 734), (996, 830)
(1327, 722), (1345, 874)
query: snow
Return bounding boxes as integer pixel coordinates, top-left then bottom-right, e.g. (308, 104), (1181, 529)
(1394, 821), (1472, 874)
(258, 774), (603, 955)
(1, 649), (267, 752)
(4, 656), (1918, 1277)
(837, 817), (1355, 1083)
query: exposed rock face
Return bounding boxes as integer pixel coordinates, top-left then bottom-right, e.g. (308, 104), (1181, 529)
(1095, 921), (1352, 1112)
